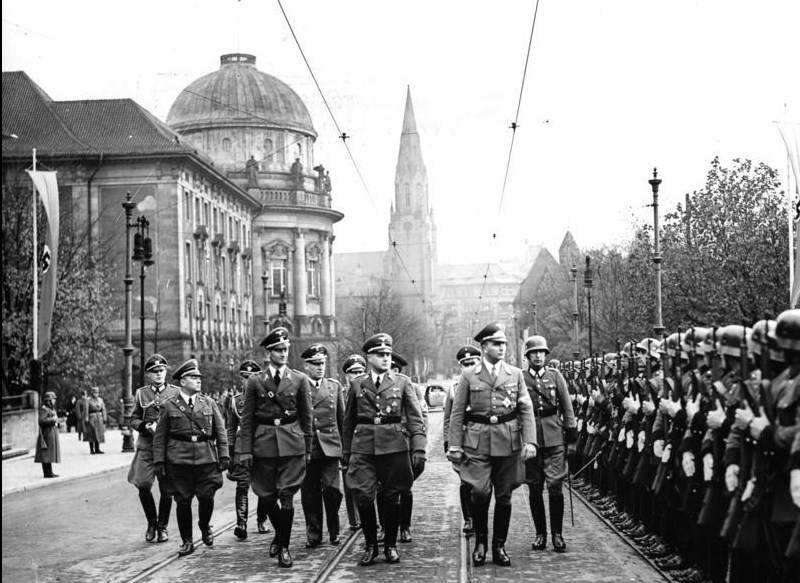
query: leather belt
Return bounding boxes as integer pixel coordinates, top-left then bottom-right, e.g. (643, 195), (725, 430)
(536, 407), (558, 418)
(171, 433), (211, 442)
(356, 415), (402, 425)
(256, 413), (298, 426)
(466, 411), (518, 425)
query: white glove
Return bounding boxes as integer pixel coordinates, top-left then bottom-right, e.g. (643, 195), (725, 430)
(146, 421), (157, 433)
(749, 408), (770, 439)
(734, 403), (755, 430)
(659, 399), (670, 414)
(703, 453), (714, 482)
(577, 394), (587, 406)
(666, 399), (681, 418)
(706, 402), (726, 430)
(622, 395), (634, 413)
(682, 451), (696, 477)
(686, 394), (701, 422)
(791, 469), (800, 509)
(617, 427), (626, 442)
(653, 439), (664, 458)
(660, 443), (672, 463)
(587, 422), (597, 435)
(637, 430), (646, 452)
(577, 419), (584, 432)
(642, 399), (655, 416)
(625, 429), (634, 449)
(725, 464), (740, 493)
(629, 394), (641, 414)
(521, 442), (538, 461)
(588, 396), (595, 407)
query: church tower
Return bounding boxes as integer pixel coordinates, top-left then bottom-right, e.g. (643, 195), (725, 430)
(388, 87), (437, 317)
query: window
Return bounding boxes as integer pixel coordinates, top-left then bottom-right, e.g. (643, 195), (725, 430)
(183, 190), (190, 219)
(220, 255), (226, 290)
(194, 198), (200, 225)
(196, 243), (204, 283)
(204, 202), (209, 226)
(222, 138), (232, 152)
(213, 208), (218, 234)
(185, 242), (192, 282)
(271, 259), (287, 295)
(264, 138), (274, 162)
(230, 257), (238, 294)
(307, 257), (320, 297)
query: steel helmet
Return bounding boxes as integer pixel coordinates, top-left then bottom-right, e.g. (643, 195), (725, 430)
(718, 325), (748, 357)
(773, 309), (800, 352)
(524, 335), (550, 356)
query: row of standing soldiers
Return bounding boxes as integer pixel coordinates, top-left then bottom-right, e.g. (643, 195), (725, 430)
(560, 309), (800, 583)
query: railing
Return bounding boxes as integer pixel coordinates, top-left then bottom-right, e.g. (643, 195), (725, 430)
(259, 189), (332, 209)
(2, 392), (37, 412)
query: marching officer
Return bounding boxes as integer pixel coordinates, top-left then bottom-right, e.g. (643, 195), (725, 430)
(341, 333), (427, 566)
(226, 359), (270, 540)
(522, 335), (577, 553)
(443, 345), (482, 535)
(238, 327), (313, 569)
(152, 359), (229, 557)
(341, 354), (367, 531)
(128, 354), (179, 543)
(447, 323), (538, 567)
(300, 344), (345, 548)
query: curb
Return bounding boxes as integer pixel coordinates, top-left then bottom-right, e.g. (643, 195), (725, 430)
(1, 461), (131, 498)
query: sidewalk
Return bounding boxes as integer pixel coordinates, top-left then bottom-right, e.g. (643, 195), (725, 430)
(1, 429), (133, 497)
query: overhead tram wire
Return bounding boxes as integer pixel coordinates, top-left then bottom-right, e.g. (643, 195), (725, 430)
(276, 0), (433, 317)
(474, 0), (543, 319)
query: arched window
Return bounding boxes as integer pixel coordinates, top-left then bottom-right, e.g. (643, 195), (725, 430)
(222, 138), (232, 152)
(263, 138), (274, 162)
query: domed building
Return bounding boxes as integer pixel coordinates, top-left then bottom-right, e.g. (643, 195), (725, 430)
(167, 53), (343, 360)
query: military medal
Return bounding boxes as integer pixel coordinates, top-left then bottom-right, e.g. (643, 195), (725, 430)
(502, 397), (512, 408)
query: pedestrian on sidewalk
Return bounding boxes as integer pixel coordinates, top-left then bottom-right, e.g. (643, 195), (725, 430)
(153, 359), (229, 557)
(84, 386), (107, 454)
(34, 391), (61, 478)
(75, 390), (87, 440)
(66, 395), (78, 433)
(128, 354), (180, 543)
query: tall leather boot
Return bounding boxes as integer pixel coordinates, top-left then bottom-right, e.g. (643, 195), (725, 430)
(176, 503), (194, 556)
(256, 497), (270, 533)
(89, 441), (96, 454)
(278, 508), (294, 568)
(138, 488), (158, 542)
(399, 490), (413, 543)
(383, 497), (401, 563)
(376, 489), (386, 543)
(233, 486), (249, 540)
(492, 503), (512, 566)
(358, 502), (380, 566)
(528, 489), (547, 550)
(198, 496), (214, 546)
(471, 500), (489, 566)
(266, 500), (281, 557)
(460, 484), (473, 534)
(322, 487), (343, 544)
(157, 494), (172, 542)
(550, 492), (566, 552)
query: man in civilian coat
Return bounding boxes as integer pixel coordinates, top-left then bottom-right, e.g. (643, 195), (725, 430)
(238, 327), (313, 569)
(300, 344), (345, 548)
(152, 359), (229, 557)
(447, 323), (538, 567)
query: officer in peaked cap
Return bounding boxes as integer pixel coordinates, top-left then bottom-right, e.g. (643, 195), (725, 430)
(447, 323), (537, 567)
(238, 327), (313, 568)
(391, 351), (409, 373)
(521, 335), (576, 553)
(341, 333), (427, 566)
(340, 354), (367, 531)
(300, 343), (345, 548)
(128, 354), (180, 543)
(227, 359), (271, 541)
(152, 359), (228, 557)
(444, 345), (482, 536)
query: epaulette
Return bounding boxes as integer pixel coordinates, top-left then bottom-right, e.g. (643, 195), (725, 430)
(393, 372), (411, 380)
(326, 377), (341, 386)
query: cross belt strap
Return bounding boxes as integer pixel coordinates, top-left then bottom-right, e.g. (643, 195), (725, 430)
(356, 415), (402, 425)
(255, 413), (298, 426)
(466, 411), (518, 425)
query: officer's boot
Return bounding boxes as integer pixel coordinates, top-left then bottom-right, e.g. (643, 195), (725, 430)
(233, 486), (249, 540)
(470, 500), (489, 566)
(460, 484), (474, 534)
(491, 502), (512, 566)
(176, 502), (195, 556)
(198, 496), (214, 546)
(550, 492), (566, 552)
(278, 507), (294, 568)
(376, 490), (386, 543)
(345, 483), (360, 530)
(399, 490), (413, 543)
(322, 486), (343, 544)
(528, 489), (547, 550)
(358, 502), (380, 566)
(138, 488), (158, 542)
(266, 500), (281, 557)
(256, 497), (270, 533)
(156, 494), (172, 542)
(301, 480), (323, 548)
(383, 497), (401, 563)
(89, 441), (95, 454)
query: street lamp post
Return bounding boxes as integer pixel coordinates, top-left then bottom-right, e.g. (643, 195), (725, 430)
(132, 216), (154, 387)
(120, 192), (137, 453)
(649, 168), (665, 339)
(261, 271), (270, 335)
(571, 264), (580, 359)
(583, 255), (594, 358)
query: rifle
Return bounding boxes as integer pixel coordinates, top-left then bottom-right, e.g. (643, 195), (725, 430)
(689, 327), (701, 399)
(739, 320), (758, 411)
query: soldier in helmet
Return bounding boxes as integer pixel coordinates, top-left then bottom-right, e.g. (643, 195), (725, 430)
(226, 360), (269, 540)
(128, 354), (180, 543)
(444, 345), (481, 535)
(300, 344), (345, 548)
(521, 334), (577, 553)
(341, 354), (367, 531)
(341, 333), (427, 566)
(152, 359), (229, 557)
(447, 323), (537, 567)
(238, 327), (313, 568)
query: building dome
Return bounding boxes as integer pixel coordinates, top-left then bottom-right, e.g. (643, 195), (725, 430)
(167, 54), (316, 136)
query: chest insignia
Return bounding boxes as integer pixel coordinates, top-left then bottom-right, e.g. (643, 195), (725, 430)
(502, 397), (512, 408)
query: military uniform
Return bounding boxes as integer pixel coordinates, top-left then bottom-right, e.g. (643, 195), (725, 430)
(341, 354), (367, 531)
(34, 392), (60, 478)
(448, 323), (537, 567)
(128, 354), (179, 542)
(152, 359), (228, 556)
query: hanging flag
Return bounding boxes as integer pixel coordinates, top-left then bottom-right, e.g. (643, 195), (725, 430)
(776, 123), (800, 307)
(26, 170), (59, 356)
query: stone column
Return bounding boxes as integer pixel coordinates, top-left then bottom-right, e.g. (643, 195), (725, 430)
(320, 233), (332, 317)
(329, 235), (336, 318)
(293, 229), (307, 318)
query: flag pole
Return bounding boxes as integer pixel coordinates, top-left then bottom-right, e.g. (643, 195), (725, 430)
(32, 148), (38, 360)
(788, 150), (795, 306)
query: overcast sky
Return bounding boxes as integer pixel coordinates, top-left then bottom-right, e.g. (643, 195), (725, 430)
(3, 0), (798, 266)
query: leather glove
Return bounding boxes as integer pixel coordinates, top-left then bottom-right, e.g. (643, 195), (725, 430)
(749, 408), (769, 439)
(734, 403), (755, 430)
(565, 427), (579, 444)
(681, 451), (695, 477)
(791, 469), (800, 509)
(725, 464), (740, 493)
(154, 462), (166, 478)
(703, 453), (714, 482)
(411, 450), (426, 474)
(443, 441), (449, 455)
(238, 453), (253, 471)
(521, 442), (537, 461)
(340, 454), (350, 469)
(446, 447), (465, 464)
(218, 457), (230, 472)
(706, 402), (726, 430)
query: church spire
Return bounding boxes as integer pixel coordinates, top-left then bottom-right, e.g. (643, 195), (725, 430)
(395, 87), (427, 212)
(402, 85), (418, 136)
